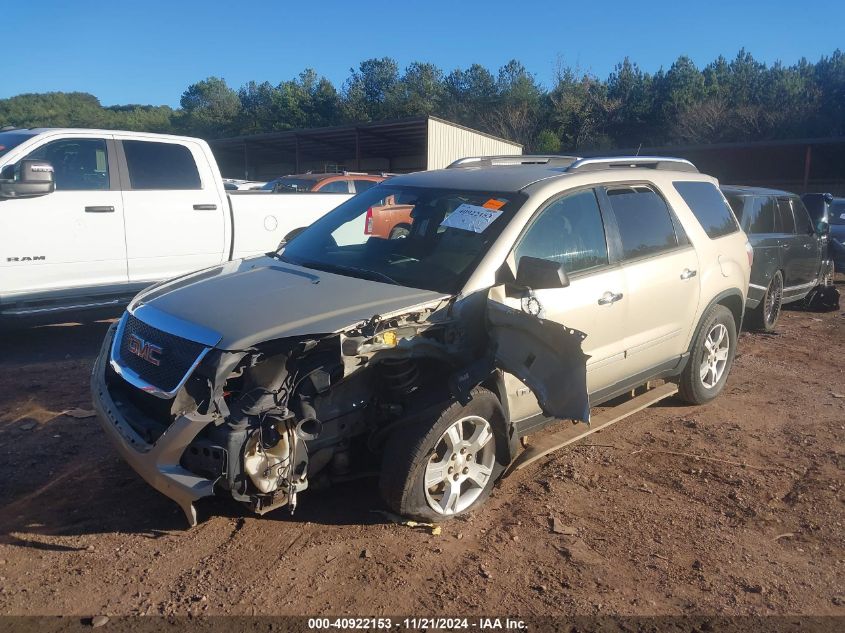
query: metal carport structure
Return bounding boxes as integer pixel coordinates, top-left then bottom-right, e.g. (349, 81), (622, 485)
(210, 116), (522, 180)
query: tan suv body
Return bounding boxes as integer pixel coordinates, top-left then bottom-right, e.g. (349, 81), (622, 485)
(91, 155), (751, 525)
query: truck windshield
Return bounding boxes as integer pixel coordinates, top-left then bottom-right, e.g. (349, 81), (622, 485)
(0, 131), (36, 159)
(261, 178), (316, 192)
(278, 185), (525, 294)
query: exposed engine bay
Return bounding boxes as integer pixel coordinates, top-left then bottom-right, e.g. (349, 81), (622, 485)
(102, 296), (502, 520)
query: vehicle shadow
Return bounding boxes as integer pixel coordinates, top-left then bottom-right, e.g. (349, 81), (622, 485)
(0, 319), (114, 366)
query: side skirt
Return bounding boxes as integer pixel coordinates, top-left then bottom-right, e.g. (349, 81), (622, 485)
(512, 354), (688, 438)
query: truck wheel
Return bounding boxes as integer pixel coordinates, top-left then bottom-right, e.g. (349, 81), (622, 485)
(677, 304), (737, 405)
(748, 271), (783, 332)
(379, 387), (508, 521)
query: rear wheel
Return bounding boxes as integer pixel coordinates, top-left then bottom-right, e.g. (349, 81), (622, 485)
(749, 271), (783, 332)
(678, 304), (737, 405)
(379, 387), (508, 521)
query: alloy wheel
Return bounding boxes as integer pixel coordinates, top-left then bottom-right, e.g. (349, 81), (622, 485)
(423, 415), (496, 515)
(764, 274), (783, 327)
(699, 323), (730, 389)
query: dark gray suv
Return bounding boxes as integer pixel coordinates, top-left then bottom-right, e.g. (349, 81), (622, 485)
(722, 186), (832, 331)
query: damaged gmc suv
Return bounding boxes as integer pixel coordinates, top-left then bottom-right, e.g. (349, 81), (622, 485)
(91, 155), (752, 526)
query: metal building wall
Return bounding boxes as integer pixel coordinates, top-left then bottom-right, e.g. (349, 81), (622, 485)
(426, 117), (522, 169)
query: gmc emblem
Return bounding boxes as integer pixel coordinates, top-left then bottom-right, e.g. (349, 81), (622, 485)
(127, 334), (163, 366)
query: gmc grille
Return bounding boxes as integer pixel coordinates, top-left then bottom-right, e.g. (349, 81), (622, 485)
(116, 313), (206, 395)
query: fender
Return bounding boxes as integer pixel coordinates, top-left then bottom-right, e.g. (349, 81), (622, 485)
(691, 287), (745, 346)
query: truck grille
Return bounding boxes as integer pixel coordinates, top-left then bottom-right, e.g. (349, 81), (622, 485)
(116, 313), (207, 395)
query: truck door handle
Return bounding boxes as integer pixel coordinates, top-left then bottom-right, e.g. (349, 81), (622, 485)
(598, 291), (623, 305)
(782, 243), (791, 250)
(84, 206), (115, 213)
(193, 204), (217, 211)
(680, 268), (697, 280)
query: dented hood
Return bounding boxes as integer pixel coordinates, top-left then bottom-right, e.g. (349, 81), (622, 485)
(130, 256), (448, 350)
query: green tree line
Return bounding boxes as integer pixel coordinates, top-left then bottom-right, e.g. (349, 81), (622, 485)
(2, 49), (843, 151)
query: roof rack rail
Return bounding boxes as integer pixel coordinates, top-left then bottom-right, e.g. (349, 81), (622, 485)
(566, 156), (698, 173)
(447, 155), (580, 168)
(447, 154), (698, 173)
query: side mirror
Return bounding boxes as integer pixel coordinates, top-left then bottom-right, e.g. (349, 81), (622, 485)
(0, 159), (56, 199)
(515, 256), (570, 290)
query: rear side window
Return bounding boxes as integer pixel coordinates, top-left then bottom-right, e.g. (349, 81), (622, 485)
(318, 179), (350, 193)
(123, 140), (201, 190)
(746, 196), (778, 234)
(605, 186), (679, 260)
(515, 189), (608, 275)
(353, 179), (378, 193)
(673, 181), (739, 238)
(777, 198), (796, 234)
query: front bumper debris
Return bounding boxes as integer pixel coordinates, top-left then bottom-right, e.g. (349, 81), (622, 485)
(90, 324), (216, 526)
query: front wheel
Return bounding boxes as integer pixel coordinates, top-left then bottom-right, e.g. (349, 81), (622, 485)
(677, 304), (737, 405)
(379, 387), (509, 521)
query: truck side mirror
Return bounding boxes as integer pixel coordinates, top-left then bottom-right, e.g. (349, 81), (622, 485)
(0, 159), (56, 199)
(515, 256), (570, 290)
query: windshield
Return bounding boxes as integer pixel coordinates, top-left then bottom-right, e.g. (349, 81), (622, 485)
(0, 131), (36, 160)
(830, 200), (845, 225)
(278, 185), (525, 294)
(261, 177), (316, 192)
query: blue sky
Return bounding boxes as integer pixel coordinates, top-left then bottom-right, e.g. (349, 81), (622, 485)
(3, 0), (843, 107)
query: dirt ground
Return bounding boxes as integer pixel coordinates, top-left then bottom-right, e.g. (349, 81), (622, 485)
(0, 287), (843, 620)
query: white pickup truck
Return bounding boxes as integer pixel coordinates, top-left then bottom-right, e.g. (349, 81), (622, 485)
(0, 128), (352, 323)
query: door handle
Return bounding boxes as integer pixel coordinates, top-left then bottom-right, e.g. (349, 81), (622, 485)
(598, 291), (623, 305)
(680, 268), (697, 280)
(193, 204), (218, 211)
(84, 206), (115, 213)
(782, 243), (791, 250)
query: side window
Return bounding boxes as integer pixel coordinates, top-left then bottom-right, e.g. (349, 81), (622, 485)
(776, 198), (796, 234)
(673, 181), (739, 239)
(122, 140), (201, 190)
(724, 194), (745, 221)
(514, 189), (608, 275)
(25, 138), (109, 191)
(353, 179), (377, 193)
(747, 196), (777, 234)
(605, 185), (679, 260)
(318, 179), (351, 193)
(791, 198), (814, 234)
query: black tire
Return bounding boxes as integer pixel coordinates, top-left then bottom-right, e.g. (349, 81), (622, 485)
(748, 271), (783, 332)
(379, 387), (509, 522)
(677, 304), (737, 405)
(388, 223), (411, 239)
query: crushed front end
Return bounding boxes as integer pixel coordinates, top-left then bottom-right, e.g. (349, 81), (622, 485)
(91, 296), (471, 526)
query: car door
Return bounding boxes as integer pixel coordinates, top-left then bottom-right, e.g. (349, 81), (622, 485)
(117, 138), (226, 283)
(487, 187), (628, 423)
(788, 197), (822, 289)
(601, 183), (701, 375)
(0, 135), (127, 301)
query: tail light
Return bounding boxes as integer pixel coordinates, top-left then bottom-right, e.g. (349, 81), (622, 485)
(365, 207), (374, 234)
(745, 240), (754, 267)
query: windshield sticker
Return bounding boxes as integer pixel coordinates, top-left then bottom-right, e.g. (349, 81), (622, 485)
(440, 203), (502, 233)
(482, 198), (506, 210)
